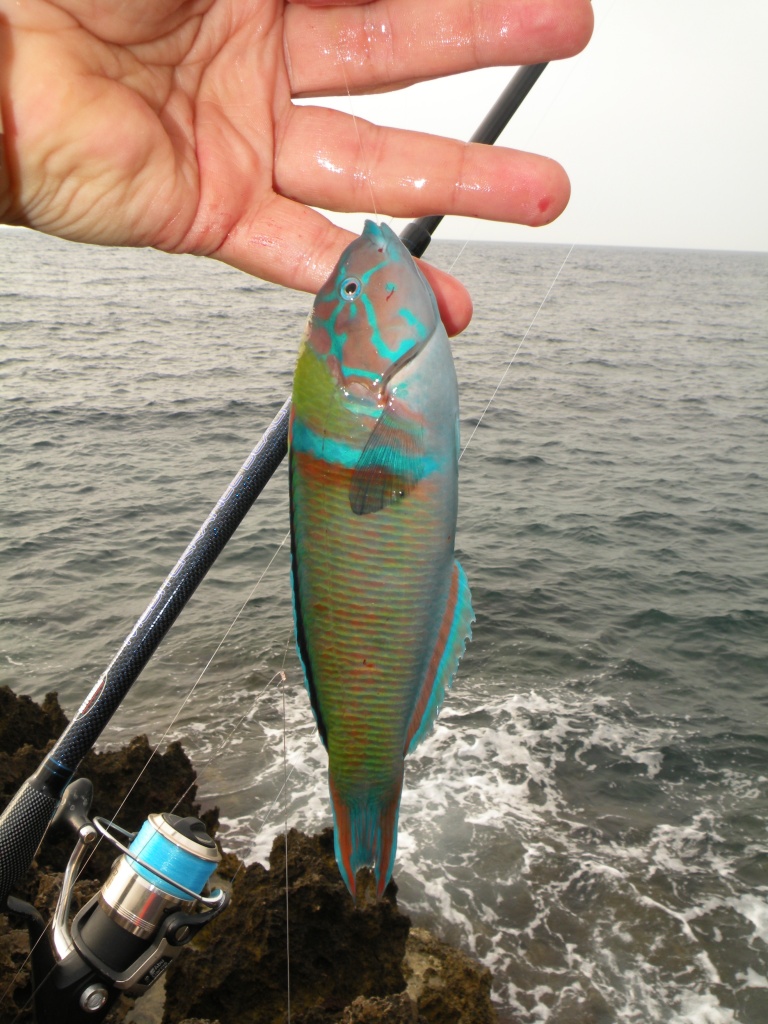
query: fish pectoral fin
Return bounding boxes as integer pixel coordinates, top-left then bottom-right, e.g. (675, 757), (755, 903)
(349, 405), (426, 516)
(405, 560), (474, 756)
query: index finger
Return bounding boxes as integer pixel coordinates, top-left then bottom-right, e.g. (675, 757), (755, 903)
(284, 0), (593, 97)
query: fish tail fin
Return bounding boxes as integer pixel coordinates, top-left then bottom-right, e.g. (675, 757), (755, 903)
(329, 774), (402, 901)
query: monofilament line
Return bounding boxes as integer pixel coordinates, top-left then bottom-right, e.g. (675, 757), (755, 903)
(459, 243), (574, 462)
(107, 529), (292, 825)
(282, 671), (291, 1023)
(0, 528), (287, 1022)
(447, 241), (469, 276)
(40, 526), (292, 938)
(341, 61), (378, 220)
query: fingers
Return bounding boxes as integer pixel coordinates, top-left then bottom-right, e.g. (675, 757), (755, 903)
(284, 0), (594, 97)
(209, 196), (474, 335)
(419, 262), (474, 338)
(286, 0), (372, 6)
(275, 105), (570, 228)
(215, 0), (586, 335)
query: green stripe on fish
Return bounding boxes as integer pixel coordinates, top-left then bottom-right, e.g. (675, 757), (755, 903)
(289, 221), (474, 899)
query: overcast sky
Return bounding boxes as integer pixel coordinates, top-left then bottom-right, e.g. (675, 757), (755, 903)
(314, 0), (768, 253)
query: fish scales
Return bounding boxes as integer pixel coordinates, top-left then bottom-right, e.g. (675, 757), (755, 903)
(292, 461), (444, 769)
(289, 221), (474, 898)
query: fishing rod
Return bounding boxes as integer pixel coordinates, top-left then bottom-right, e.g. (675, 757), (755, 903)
(400, 62), (549, 257)
(0, 61), (547, 1024)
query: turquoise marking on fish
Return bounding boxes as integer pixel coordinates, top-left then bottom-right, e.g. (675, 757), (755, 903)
(289, 221), (474, 899)
(291, 416), (442, 476)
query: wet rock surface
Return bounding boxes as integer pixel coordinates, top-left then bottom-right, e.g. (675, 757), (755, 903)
(164, 828), (410, 1024)
(0, 688), (500, 1024)
(405, 928), (498, 1024)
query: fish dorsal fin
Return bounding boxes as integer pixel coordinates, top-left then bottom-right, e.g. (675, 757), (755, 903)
(349, 403), (426, 516)
(405, 560), (474, 755)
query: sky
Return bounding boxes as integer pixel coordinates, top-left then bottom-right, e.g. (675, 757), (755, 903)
(311, 0), (768, 253)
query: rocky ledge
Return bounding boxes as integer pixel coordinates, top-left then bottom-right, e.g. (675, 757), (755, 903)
(0, 687), (499, 1024)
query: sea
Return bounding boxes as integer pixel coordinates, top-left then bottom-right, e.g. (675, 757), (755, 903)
(1, 226), (767, 1023)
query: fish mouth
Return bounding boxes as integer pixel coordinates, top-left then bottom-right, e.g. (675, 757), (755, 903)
(360, 220), (437, 321)
(362, 220), (411, 263)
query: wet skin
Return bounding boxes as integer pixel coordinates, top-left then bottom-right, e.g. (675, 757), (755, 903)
(0, 0), (593, 335)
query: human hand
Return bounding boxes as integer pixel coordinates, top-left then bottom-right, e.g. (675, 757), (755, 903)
(0, 0), (592, 333)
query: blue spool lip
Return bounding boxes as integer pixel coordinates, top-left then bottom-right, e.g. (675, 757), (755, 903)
(147, 812), (219, 863)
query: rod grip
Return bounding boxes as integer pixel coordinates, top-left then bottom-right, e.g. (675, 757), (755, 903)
(0, 777), (60, 909)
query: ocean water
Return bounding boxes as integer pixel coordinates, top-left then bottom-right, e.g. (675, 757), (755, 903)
(2, 226), (767, 1023)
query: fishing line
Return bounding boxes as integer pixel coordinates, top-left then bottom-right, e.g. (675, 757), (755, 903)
(459, 243), (575, 462)
(0, 932), (55, 1024)
(214, 679), (299, 887)
(276, 604), (300, 1020)
(282, 671), (292, 1024)
(0, 536), (296, 1022)
(5, 229), (567, 1024)
(3, 49), (589, 1022)
(85, 527), (292, 851)
(5, 975), (46, 1024)
(4, 184), (574, 1024)
(168, 667), (287, 820)
(341, 61), (379, 221)
(446, 240), (470, 276)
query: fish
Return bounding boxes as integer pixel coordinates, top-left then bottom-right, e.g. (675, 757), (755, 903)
(288, 220), (474, 899)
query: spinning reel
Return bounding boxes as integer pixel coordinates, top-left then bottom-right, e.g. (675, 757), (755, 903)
(8, 778), (229, 1023)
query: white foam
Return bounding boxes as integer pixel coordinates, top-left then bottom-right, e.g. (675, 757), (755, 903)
(737, 967), (768, 988)
(728, 894), (768, 946)
(670, 992), (737, 1024)
(176, 673), (764, 1022)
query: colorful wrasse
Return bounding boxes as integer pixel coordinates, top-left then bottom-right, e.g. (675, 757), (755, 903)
(289, 221), (474, 898)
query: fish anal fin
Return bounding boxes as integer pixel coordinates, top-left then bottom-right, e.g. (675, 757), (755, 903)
(329, 774), (403, 901)
(405, 560), (474, 756)
(349, 404), (425, 516)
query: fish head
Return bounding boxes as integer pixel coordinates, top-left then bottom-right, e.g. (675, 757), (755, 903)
(307, 221), (439, 403)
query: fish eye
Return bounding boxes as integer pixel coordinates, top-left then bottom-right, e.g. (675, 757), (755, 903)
(340, 276), (362, 301)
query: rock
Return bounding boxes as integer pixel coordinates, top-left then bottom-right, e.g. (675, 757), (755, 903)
(0, 918), (32, 1024)
(124, 975), (167, 1024)
(405, 927), (499, 1024)
(0, 687), (219, 896)
(162, 828), (410, 1024)
(0, 686), (68, 755)
(0, 688), (502, 1024)
(338, 992), (424, 1023)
